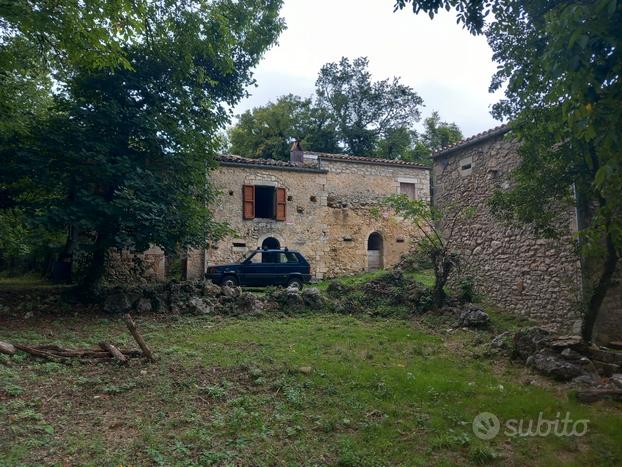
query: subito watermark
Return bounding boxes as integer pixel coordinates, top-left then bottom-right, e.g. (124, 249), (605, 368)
(472, 411), (589, 440)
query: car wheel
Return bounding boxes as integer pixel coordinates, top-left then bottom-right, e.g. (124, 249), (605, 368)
(287, 277), (303, 290)
(221, 275), (238, 288)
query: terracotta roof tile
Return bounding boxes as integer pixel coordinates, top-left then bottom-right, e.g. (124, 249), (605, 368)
(308, 152), (430, 169)
(216, 153), (430, 170)
(432, 124), (511, 158)
(216, 154), (299, 167)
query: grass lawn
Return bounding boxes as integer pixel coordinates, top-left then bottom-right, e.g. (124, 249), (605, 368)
(1, 310), (621, 466)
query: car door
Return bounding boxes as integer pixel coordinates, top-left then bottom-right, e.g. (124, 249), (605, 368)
(278, 252), (301, 284)
(239, 251), (264, 286)
(259, 250), (283, 286)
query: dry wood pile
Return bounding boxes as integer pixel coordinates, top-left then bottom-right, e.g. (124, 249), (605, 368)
(0, 314), (154, 364)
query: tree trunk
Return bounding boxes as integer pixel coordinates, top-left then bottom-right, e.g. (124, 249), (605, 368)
(80, 234), (108, 292)
(581, 231), (618, 343)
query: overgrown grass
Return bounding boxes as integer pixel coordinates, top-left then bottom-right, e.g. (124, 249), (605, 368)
(1, 312), (620, 465)
(0, 273), (55, 289)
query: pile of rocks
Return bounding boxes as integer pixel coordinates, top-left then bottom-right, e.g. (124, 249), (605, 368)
(511, 327), (622, 395)
(439, 303), (491, 329)
(103, 281), (327, 316)
(102, 280), (267, 316)
(325, 271), (432, 315)
(266, 286), (325, 311)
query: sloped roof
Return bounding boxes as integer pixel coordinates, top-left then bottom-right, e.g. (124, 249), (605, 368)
(306, 152), (430, 170)
(216, 154), (328, 173)
(432, 124), (511, 158)
(216, 153), (430, 171)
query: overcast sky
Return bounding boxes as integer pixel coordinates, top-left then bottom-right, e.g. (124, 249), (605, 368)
(233, 0), (505, 138)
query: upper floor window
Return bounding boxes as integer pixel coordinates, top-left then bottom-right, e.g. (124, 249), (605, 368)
(399, 182), (417, 200)
(459, 156), (473, 176)
(242, 185), (287, 221)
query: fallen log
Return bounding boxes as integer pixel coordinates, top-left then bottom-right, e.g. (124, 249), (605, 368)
(99, 342), (128, 365)
(33, 344), (142, 357)
(124, 314), (155, 362)
(9, 343), (143, 360)
(0, 341), (16, 355)
(576, 389), (622, 403)
(14, 344), (63, 361)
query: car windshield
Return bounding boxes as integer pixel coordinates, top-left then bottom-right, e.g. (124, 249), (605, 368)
(240, 251), (257, 262)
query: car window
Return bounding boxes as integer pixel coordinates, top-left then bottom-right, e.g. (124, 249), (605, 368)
(284, 252), (299, 263)
(262, 251), (280, 264)
(247, 251), (262, 264)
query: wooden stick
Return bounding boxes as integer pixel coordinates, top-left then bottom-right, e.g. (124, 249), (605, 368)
(123, 314), (154, 362)
(0, 341), (16, 355)
(12, 344), (142, 360)
(99, 342), (128, 365)
(14, 344), (63, 361)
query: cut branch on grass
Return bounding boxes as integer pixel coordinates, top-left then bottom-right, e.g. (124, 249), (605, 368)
(0, 341), (16, 355)
(123, 313), (155, 362)
(10, 343), (143, 361)
(99, 342), (128, 365)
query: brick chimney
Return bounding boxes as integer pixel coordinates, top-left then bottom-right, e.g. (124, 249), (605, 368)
(290, 140), (304, 164)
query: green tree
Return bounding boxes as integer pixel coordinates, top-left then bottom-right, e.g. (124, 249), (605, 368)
(385, 194), (472, 308)
(2, 0), (285, 288)
(394, 0), (622, 342)
(1, 0), (146, 71)
(229, 94), (339, 160)
(407, 111), (463, 164)
(375, 127), (414, 160)
(315, 57), (423, 156)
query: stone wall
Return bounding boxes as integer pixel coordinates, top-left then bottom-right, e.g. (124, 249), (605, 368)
(321, 159), (429, 276)
(105, 245), (166, 284)
(207, 158), (430, 278)
(432, 134), (584, 333)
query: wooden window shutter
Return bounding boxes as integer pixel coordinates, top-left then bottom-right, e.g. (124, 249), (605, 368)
(242, 185), (255, 220)
(275, 187), (286, 221)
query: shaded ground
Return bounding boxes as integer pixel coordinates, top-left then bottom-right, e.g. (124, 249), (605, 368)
(1, 308), (621, 465)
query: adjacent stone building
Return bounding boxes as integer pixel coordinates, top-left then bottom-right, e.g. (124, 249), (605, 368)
(432, 125), (621, 344)
(206, 148), (430, 278)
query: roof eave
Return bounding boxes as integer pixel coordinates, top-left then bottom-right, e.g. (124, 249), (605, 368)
(432, 124), (511, 159)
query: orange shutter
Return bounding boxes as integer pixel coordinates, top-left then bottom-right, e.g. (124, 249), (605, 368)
(275, 187), (286, 221)
(242, 185), (255, 220)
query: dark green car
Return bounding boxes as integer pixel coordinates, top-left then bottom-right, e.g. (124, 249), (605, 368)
(205, 248), (312, 289)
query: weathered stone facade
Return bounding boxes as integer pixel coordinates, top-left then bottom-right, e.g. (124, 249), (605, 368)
(206, 153), (430, 278)
(432, 126), (621, 344)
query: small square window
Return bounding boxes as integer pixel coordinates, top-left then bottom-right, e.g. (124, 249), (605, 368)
(459, 156), (473, 176)
(399, 182), (416, 200)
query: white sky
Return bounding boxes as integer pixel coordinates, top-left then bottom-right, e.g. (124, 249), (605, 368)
(233, 0), (505, 138)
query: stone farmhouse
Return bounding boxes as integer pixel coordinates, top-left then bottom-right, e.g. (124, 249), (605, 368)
(432, 125), (621, 345)
(111, 125), (619, 346)
(200, 144), (430, 279)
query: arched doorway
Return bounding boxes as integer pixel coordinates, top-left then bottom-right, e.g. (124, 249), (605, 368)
(367, 232), (384, 271)
(261, 237), (280, 250)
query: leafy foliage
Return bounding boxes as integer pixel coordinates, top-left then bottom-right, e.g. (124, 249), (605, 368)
(385, 194), (473, 307)
(410, 111), (463, 163)
(228, 57), (461, 161)
(229, 94), (339, 160)
(316, 57), (423, 156)
(1, 0), (285, 285)
(396, 0), (622, 341)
